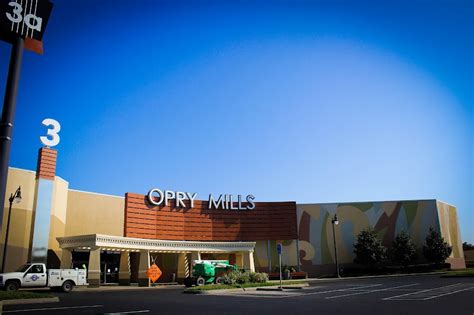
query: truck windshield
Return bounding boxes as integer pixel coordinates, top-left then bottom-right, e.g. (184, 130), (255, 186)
(15, 264), (31, 272)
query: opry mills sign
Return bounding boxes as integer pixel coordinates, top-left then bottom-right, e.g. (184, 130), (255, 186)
(147, 189), (256, 211)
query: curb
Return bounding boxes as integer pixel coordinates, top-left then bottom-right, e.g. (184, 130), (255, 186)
(0, 297), (59, 314)
(74, 285), (184, 292)
(184, 283), (309, 295)
(184, 288), (245, 295)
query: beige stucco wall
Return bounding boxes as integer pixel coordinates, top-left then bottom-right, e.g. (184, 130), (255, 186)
(0, 168), (37, 271)
(65, 190), (124, 237)
(436, 200), (464, 259)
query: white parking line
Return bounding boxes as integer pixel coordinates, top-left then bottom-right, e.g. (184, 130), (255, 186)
(278, 283), (383, 299)
(3, 305), (103, 313)
(383, 283), (474, 301)
(423, 286), (474, 300)
(104, 311), (150, 314)
(325, 283), (419, 299)
(210, 284), (384, 299)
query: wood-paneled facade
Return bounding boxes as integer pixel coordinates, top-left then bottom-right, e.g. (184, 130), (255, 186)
(124, 193), (297, 241)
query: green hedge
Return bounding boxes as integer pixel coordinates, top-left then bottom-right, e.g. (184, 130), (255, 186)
(223, 271), (268, 285)
(441, 268), (474, 278)
(185, 280), (307, 292)
(0, 291), (53, 301)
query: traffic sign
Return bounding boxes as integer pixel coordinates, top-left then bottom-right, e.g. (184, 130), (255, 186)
(277, 243), (282, 255)
(146, 263), (162, 283)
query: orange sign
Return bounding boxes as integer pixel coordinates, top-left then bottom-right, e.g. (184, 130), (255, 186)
(146, 263), (162, 283)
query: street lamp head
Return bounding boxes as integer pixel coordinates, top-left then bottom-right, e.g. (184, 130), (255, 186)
(13, 186), (21, 204)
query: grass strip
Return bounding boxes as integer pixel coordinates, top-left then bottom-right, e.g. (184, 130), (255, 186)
(0, 291), (53, 301)
(185, 280), (307, 292)
(441, 268), (474, 278)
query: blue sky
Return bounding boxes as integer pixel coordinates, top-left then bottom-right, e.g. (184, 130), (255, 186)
(0, 0), (473, 241)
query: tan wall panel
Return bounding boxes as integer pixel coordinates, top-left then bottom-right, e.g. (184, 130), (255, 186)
(1, 168), (37, 271)
(65, 190), (124, 237)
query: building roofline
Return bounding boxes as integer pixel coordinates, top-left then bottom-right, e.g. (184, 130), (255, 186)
(68, 188), (124, 199)
(297, 198), (441, 206)
(434, 199), (457, 208)
(8, 166), (36, 174)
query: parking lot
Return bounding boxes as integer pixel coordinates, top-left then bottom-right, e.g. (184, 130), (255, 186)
(3, 274), (474, 314)
(213, 277), (474, 302)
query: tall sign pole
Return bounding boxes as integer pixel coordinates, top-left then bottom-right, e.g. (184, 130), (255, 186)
(277, 243), (282, 290)
(0, 35), (24, 240)
(0, 0), (53, 249)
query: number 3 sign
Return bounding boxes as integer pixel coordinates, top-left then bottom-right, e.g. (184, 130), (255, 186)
(40, 118), (60, 147)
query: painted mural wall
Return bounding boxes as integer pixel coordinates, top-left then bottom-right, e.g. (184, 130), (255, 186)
(292, 200), (464, 274)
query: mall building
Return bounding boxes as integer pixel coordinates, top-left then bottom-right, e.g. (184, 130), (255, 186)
(0, 147), (465, 286)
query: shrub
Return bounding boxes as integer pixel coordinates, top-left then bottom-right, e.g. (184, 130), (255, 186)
(423, 227), (452, 265)
(236, 271), (251, 284)
(223, 270), (240, 285)
(223, 271), (268, 284)
(249, 272), (269, 283)
(353, 228), (387, 268)
(391, 231), (417, 267)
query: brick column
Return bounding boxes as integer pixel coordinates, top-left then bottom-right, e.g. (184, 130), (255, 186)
(36, 147), (57, 180)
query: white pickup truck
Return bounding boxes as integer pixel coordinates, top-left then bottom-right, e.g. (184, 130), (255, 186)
(0, 263), (87, 292)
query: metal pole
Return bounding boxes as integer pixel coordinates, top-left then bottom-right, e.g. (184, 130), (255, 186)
(267, 240), (272, 272)
(0, 38), (25, 239)
(332, 221), (340, 278)
(1, 194), (13, 273)
(296, 239), (301, 272)
(279, 253), (282, 289)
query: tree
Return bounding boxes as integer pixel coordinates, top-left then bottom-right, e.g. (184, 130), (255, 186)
(462, 242), (474, 251)
(423, 227), (452, 265)
(391, 231), (417, 267)
(353, 228), (387, 269)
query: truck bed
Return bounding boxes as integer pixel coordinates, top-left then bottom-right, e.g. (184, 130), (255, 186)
(48, 269), (87, 287)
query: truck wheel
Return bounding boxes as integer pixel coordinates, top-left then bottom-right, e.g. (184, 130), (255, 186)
(4, 281), (19, 291)
(215, 277), (225, 284)
(196, 276), (206, 286)
(61, 280), (74, 293)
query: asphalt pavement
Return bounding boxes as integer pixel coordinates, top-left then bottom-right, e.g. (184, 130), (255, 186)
(2, 274), (473, 315)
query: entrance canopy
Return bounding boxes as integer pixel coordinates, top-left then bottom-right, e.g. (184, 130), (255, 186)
(56, 234), (256, 287)
(57, 234), (256, 253)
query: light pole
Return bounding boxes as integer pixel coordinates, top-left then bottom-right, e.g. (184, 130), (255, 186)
(331, 213), (340, 278)
(0, 38), (24, 240)
(1, 186), (21, 273)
